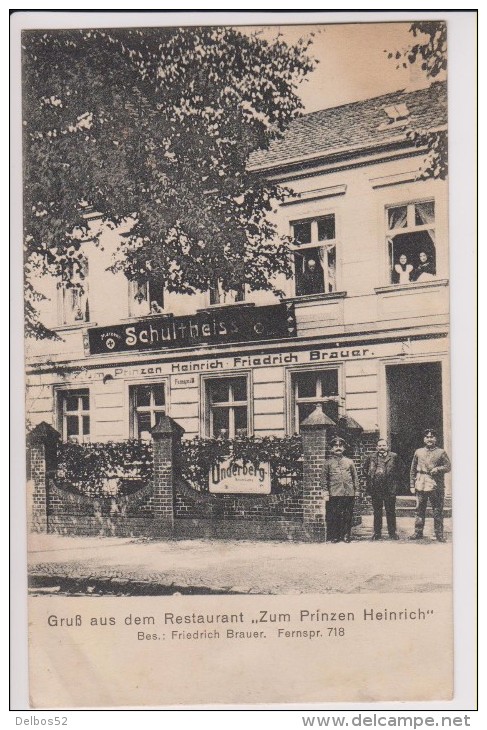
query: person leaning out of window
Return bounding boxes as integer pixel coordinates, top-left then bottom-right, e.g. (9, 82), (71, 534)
(412, 251), (436, 282)
(392, 254), (414, 284)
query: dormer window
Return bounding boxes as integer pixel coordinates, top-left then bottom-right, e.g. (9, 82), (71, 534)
(378, 103), (410, 131)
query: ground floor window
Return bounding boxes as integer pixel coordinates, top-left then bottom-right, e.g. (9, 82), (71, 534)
(130, 383), (166, 439)
(205, 376), (249, 438)
(292, 369), (340, 432)
(59, 389), (90, 442)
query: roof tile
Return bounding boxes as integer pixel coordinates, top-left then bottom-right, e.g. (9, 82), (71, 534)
(249, 81), (447, 169)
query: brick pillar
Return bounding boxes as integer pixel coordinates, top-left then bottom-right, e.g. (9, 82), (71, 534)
(26, 422), (61, 533)
(300, 405), (335, 538)
(150, 415), (185, 531)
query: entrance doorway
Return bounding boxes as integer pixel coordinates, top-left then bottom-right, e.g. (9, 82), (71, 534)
(386, 362), (443, 495)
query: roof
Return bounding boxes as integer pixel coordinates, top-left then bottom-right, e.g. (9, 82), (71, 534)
(248, 81), (447, 171)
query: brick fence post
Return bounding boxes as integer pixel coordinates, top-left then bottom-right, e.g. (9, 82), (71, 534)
(26, 422), (61, 533)
(150, 415), (185, 531)
(300, 405), (335, 538)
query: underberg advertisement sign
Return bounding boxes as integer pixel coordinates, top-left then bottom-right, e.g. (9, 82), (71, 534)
(88, 303), (296, 354)
(209, 458), (271, 494)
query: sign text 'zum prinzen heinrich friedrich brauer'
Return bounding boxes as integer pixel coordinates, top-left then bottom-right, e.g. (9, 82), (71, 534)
(88, 303), (297, 354)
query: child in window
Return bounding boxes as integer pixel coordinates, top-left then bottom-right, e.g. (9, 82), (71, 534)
(393, 254), (413, 284)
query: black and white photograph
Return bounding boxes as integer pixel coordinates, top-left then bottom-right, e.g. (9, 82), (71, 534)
(12, 10), (476, 710)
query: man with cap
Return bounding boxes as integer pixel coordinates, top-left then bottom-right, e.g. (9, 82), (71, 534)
(364, 438), (404, 540)
(409, 429), (451, 542)
(322, 436), (359, 543)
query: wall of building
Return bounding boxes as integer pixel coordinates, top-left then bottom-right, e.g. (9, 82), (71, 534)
(25, 132), (451, 496)
(26, 336), (449, 439)
(25, 152), (449, 364)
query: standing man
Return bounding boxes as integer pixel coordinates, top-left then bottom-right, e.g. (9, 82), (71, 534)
(323, 436), (359, 543)
(409, 428), (451, 542)
(364, 438), (404, 540)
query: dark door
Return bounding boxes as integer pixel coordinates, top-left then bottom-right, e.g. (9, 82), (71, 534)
(386, 362), (443, 495)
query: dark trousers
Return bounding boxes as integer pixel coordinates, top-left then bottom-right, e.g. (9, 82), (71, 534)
(371, 493), (397, 537)
(326, 497), (355, 541)
(415, 488), (445, 537)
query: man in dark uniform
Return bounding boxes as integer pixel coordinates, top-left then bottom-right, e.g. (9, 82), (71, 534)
(299, 258), (324, 296)
(364, 438), (404, 540)
(322, 436), (359, 543)
(409, 428), (451, 542)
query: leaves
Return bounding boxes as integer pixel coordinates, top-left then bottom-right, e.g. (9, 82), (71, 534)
(407, 128), (448, 180)
(56, 440), (154, 496)
(386, 21), (447, 181)
(23, 27), (316, 336)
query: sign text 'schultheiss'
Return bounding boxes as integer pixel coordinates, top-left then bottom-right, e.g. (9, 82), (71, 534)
(88, 303), (296, 354)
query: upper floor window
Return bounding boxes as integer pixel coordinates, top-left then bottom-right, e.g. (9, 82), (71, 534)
(387, 201), (436, 285)
(291, 215), (337, 296)
(130, 383), (166, 440)
(291, 369), (340, 433)
(59, 258), (89, 325)
(59, 389), (90, 442)
(209, 281), (245, 306)
(205, 376), (249, 438)
(128, 273), (165, 318)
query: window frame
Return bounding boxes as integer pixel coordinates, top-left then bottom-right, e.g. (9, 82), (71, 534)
(290, 213), (338, 297)
(201, 371), (253, 439)
(128, 276), (165, 318)
(58, 258), (90, 326)
(208, 281), (246, 307)
(128, 379), (170, 439)
(286, 365), (344, 435)
(56, 387), (91, 443)
(385, 198), (436, 286)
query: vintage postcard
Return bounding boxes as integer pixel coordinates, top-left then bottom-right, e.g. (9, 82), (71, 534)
(13, 11), (476, 709)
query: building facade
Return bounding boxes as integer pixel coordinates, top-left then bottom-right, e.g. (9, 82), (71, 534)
(25, 81), (450, 496)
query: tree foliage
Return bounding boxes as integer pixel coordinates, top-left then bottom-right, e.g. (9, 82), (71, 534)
(390, 21), (447, 79)
(388, 21), (447, 180)
(22, 27), (316, 337)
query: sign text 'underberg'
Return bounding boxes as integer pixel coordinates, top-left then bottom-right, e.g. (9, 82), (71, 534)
(88, 303), (296, 354)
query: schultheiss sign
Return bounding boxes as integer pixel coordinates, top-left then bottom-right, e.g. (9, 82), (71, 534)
(88, 303), (296, 354)
(209, 458), (271, 494)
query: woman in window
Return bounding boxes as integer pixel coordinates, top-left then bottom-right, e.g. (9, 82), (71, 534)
(413, 251), (436, 282)
(393, 254), (414, 284)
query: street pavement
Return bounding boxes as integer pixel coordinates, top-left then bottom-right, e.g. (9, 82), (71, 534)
(28, 516), (452, 595)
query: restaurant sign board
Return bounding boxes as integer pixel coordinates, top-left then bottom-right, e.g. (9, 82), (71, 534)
(88, 303), (296, 354)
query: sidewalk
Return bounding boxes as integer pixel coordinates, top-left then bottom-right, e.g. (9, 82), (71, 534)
(28, 516), (452, 596)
